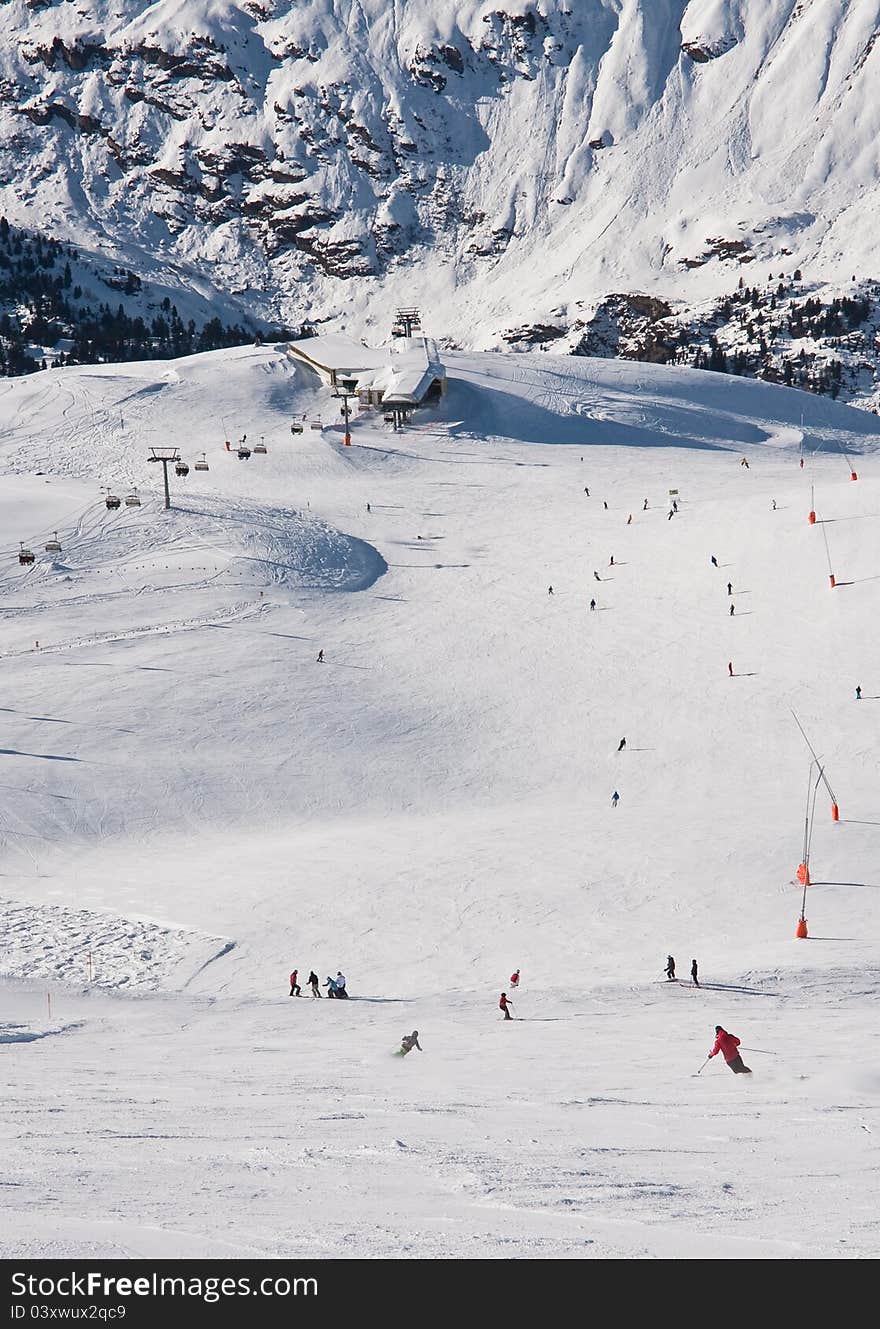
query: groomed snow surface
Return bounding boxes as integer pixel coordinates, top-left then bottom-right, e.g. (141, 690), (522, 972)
(1, 345), (879, 1259)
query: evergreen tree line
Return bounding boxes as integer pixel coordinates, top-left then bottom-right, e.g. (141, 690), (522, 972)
(0, 218), (288, 376)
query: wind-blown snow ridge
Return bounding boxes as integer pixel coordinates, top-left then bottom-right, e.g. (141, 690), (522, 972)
(0, 897), (232, 991)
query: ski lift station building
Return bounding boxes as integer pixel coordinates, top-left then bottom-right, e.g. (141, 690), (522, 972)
(286, 334), (446, 410)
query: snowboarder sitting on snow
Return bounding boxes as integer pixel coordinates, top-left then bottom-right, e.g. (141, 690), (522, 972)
(400, 1030), (422, 1055)
(708, 1026), (751, 1074)
(665, 955), (676, 981)
(499, 992), (514, 1020)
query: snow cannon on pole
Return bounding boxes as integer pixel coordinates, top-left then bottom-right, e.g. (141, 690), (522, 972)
(790, 719), (841, 823)
(837, 438), (858, 480)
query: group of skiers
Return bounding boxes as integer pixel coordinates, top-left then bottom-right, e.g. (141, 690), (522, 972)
(498, 968), (520, 1019)
(665, 955), (699, 986)
(286, 956), (751, 1073)
(288, 968), (348, 998)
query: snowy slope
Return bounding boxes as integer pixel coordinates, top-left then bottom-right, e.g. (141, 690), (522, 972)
(1, 346), (880, 1258)
(2, 1), (880, 346)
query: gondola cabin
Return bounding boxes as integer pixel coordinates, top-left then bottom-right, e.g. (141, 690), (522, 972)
(290, 421), (304, 434)
(18, 543), (35, 566)
(237, 445), (251, 459)
(45, 533), (62, 553)
(105, 492), (121, 510)
(175, 461), (189, 477)
(194, 453), (209, 471)
(125, 490), (141, 507)
(253, 439), (267, 454)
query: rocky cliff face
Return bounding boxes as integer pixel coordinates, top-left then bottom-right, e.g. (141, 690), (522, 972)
(1, 0), (879, 402)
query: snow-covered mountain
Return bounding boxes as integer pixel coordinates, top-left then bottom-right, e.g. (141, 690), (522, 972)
(2, 2), (880, 378)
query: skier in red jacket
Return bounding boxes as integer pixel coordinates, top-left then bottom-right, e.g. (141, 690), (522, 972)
(509, 969), (520, 989)
(499, 992), (514, 1020)
(708, 1026), (751, 1073)
(289, 969), (301, 997)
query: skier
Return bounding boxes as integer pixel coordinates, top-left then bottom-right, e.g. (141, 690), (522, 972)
(611, 790), (620, 808)
(728, 661), (734, 677)
(771, 499), (777, 511)
(617, 737), (626, 752)
(727, 582), (733, 596)
(510, 968), (520, 989)
(399, 1030), (422, 1055)
(593, 571), (601, 582)
(667, 509), (674, 520)
(740, 457), (750, 469)
(289, 968), (301, 997)
(603, 501), (608, 510)
(627, 514), (632, 525)
(317, 649), (324, 663)
(800, 458), (805, 469)
(856, 685), (862, 700)
(584, 487), (590, 496)
(499, 992), (514, 1020)
(589, 598), (596, 611)
(366, 502), (371, 513)
(335, 970), (348, 998)
(665, 955), (676, 981)
(323, 975), (339, 998)
(672, 500), (678, 513)
(691, 959), (699, 987)
(548, 585), (554, 595)
(711, 555), (718, 568)
(609, 555), (614, 566)
(708, 1025), (751, 1074)
(308, 970), (321, 997)
(643, 498), (648, 511)
(730, 604), (735, 616)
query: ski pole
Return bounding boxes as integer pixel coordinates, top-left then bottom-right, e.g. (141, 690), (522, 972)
(694, 1058), (711, 1076)
(739, 1047), (775, 1055)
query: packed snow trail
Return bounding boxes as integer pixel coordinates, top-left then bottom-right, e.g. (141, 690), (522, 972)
(0, 346), (879, 1258)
